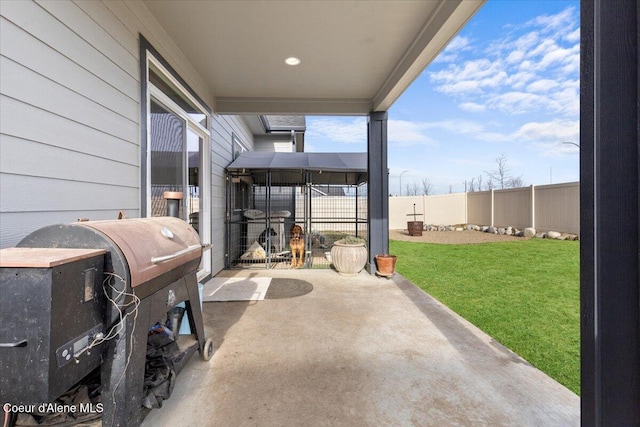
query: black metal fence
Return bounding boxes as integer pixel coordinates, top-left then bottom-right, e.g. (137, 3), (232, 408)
(226, 171), (367, 270)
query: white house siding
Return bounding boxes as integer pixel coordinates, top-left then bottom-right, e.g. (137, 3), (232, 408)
(0, 0), (254, 277)
(210, 116), (253, 274)
(254, 135), (295, 153)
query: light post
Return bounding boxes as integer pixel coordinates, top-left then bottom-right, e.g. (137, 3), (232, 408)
(399, 170), (408, 196)
(562, 141), (580, 148)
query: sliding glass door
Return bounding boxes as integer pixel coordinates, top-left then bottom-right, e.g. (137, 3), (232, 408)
(146, 57), (211, 279)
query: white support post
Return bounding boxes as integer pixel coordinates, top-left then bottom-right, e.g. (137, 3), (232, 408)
(490, 189), (494, 227)
(530, 185), (535, 229)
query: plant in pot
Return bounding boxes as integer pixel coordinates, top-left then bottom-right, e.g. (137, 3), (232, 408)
(330, 236), (367, 276)
(374, 254), (397, 278)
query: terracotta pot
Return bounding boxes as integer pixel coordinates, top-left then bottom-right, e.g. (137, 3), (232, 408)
(375, 254), (397, 276)
(330, 241), (368, 276)
(407, 221), (424, 236)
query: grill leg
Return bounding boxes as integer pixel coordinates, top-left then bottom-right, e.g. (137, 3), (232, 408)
(184, 271), (206, 352)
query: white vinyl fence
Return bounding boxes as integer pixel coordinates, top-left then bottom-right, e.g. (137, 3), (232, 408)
(389, 182), (579, 234)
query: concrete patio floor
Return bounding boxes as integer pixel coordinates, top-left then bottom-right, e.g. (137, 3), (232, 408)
(142, 269), (579, 426)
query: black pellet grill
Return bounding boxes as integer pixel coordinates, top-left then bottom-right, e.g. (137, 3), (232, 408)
(0, 217), (214, 426)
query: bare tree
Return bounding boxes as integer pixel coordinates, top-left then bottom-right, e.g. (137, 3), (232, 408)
(506, 176), (525, 188)
(421, 178), (433, 195)
(484, 177), (494, 191)
(406, 182), (420, 196)
(448, 184), (453, 194)
(485, 153), (511, 189)
(468, 177), (476, 192)
(476, 174), (483, 192)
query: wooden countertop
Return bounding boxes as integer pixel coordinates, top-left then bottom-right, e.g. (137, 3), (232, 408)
(0, 247), (106, 268)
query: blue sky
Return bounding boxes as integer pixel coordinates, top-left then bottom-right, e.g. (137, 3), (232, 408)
(304, 1), (580, 195)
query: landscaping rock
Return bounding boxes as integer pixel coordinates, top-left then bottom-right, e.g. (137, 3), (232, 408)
(455, 227), (464, 232)
(515, 230), (525, 237)
(438, 224), (446, 232)
(498, 227), (506, 235)
(524, 227), (536, 238)
(536, 232), (547, 239)
(506, 226), (513, 236)
(547, 231), (562, 239)
(487, 226), (497, 234)
(481, 226), (489, 232)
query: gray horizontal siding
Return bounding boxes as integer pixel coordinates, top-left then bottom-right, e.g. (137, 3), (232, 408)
(0, 134), (139, 187)
(0, 0), (141, 248)
(73, 0), (139, 58)
(0, 95), (139, 163)
(1, 0), (138, 97)
(0, 174), (138, 213)
(1, 17), (139, 119)
(1, 57), (138, 142)
(1, 210), (139, 249)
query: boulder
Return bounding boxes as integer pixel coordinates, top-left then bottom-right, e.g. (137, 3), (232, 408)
(455, 227), (464, 232)
(515, 230), (525, 237)
(487, 226), (497, 234)
(497, 227), (506, 235)
(547, 231), (562, 239)
(524, 227), (536, 238)
(481, 226), (489, 232)
(506, 226), (513, 236)
(535, 232), (547, 239)
(438, 224), (445, 232)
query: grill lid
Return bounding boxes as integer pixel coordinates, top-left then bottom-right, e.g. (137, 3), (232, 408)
(80, 217), (201, 288)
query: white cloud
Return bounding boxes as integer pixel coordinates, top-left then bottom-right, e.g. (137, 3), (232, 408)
(305, 117), (366, 144)
(388, 120), (437, 146)
(529, 7), (576, 34)
(511, 119), (579, 146)
(424, 120), (510, 143)
(429, 6), (579, 120)
(505, 50), (525, 64)
(429, 59), (508, 94)
(564, 28), (580, 43)
(526, 79), (559, 93)
(459, 102), (486, 112)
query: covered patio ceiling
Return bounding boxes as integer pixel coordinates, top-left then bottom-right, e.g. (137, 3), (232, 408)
(142, 0), (485, 115)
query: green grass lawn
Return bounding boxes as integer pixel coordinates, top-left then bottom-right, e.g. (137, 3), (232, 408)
(390, 238), (580, 395)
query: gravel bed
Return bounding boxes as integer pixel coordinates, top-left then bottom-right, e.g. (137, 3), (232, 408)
(389, 229), (528, 244)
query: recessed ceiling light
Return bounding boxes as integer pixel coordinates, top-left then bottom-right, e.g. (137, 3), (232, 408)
(285, 57), (301, 66)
